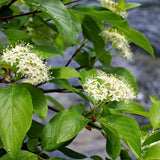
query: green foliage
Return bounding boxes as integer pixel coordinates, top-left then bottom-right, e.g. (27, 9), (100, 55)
(0, 85), (33, 158)
(41, 104), (89, 151)
(50, 67), (80, 79)
(0, 0), (159, 159)
(149, 99), (160, 129)
(99, 115), (141, 158)
(20, 83), (48, 121)
(24, 0), (78, 44)
(0, 150), (37, 160)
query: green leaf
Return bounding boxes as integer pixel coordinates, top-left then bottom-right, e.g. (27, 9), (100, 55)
(82, 15), (105, 59)
(72, 4), (129, 28)
(27, 138), (38, 152)
(3, 29), (30, 43)
(120, 149), (132, 160)
(102, 125), (121, 159)
(142, 130), (160, 147)
(46, 95), (64, 111)
(25, 15), (58, 45)
(50, 67), (80, 79)
(149, 100), (160, 130)
(106, 101), (149, 118)
(150, 96), (159, 103)
(31, 45), (64, 59)
(27, 120), (44, 139)
(0, 138), (3, 149)
(117, 0), (141, 10)
(90, 155), (103, 160)
(98, 115), (141, 158)
(74, 50), (96, 69)
(141, 124), (152, 132)
(0, 85), (33, 157)
(143, 142), (160, 160)
(99, 66), (138, 96)
(0, 0), (10, 8)
(25, 0), (78, 44)
(118, 28), (154, 56)
(0, 150), (37, 160)
(117, 0), (125, 6)
(59, 147), (87, 159)
(41, 108), (89, 151)
(68, 103), (85, 115)
(0, 67), (3, 75)
(50, 79), (89, 102)
(124, 3), (141, 10)
(98, 52), (112, 66)
(20, 83), (47, 121)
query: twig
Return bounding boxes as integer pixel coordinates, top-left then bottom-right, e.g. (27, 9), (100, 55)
(48, 105), (60, 112)
(43, 85), (83, 93)
(65, 39), (87, 67)
(64, 0), (82, 5)
(75, 66), (84, 71)
(0, 9), (40, 20)
(0, 0), (17, 15)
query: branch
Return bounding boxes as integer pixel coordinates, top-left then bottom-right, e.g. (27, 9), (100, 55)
(48, 105), (60, 112)
(65, 39), (87, 67)
(0, 9), (40, 20)
(0, 0), (17, 15)
(43, 85), (83, 93)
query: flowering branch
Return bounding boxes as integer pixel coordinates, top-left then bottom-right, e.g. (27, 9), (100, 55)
(0, 9), (40, 20)
(65, 39), (87, 67)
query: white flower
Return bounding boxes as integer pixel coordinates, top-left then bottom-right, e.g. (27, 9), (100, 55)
(83, 71), (136, 103)
(102, 28), (133, 59)
(98, 0), (127, 18)
(1, 43), (51, 84)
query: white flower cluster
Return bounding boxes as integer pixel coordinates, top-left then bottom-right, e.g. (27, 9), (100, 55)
(98, 0), (127, 18)
(102, 28), (133, 59)
(1, 43), (50, 84)
(83, 71), (136, 103)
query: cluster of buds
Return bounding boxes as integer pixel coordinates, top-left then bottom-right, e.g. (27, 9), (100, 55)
(83, 71), (136, 103)
(102, 28), (133, 59)
(1, 43), (50, 84)
(98, 0), (127, 18)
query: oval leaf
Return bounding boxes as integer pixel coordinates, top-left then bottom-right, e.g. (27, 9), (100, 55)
(32, 45), (64, 59)
(102, 124), (121, 159)
(98, 115), (141, 158)
(149, 100), (160, 130)
(20, 83), (48, 121)
(143, 142), (160, 160)
(0, 150), (37, 160)
(0, 85), (33, 157)
(106, 101), (149, 118)
(58, 147), (87, 159)
(50, 67), (80, 79)
(142, 130), (160, 147)
(41, 109), (89, 151)
(25, 0), (78, 44)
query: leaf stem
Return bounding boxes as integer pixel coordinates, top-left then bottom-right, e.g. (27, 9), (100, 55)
(65, 39), (87, 67)
(0, 9), (40, 20)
